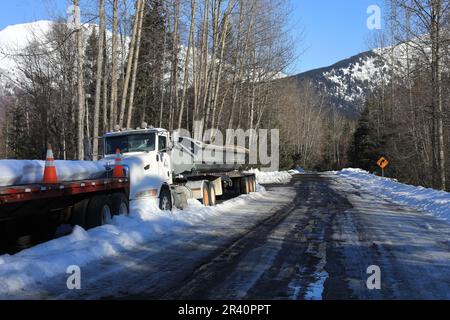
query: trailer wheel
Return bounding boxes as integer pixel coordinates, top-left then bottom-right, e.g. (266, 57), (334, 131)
(208, 182), (216, 206)
(34, 222), (58, 243)
(111, 193), (129, 216)
(12, 234), (33, 251)
(159, 187), (173, 211)
(86, 195), (113, 229)
(70, 198), (90, 228)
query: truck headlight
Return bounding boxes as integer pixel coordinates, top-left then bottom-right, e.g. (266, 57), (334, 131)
(135, 189), (158, 199)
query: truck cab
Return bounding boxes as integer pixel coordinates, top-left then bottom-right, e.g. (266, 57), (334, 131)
(101, 124), (256, 211)
(102, 126), (173, 209)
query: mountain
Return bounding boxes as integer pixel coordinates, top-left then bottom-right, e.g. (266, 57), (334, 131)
(0, 20), (53, 93)
(0, 21), (392, 119)
(287, 50), (390, 119)
(0, 20), (121, 95)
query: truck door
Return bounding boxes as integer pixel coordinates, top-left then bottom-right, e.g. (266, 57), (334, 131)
(158, 134), (172, 183)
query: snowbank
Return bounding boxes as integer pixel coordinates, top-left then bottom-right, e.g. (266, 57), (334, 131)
(0, 160), (106, 186)
(288, 167), (305, 175)
(335, 168), (450, 222)
(0, 191), (272, 298)
(246, 168), (293, 184)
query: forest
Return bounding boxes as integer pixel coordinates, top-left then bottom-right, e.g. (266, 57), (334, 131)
(349, 0), (450, 191)
(0, 0), (449, 191)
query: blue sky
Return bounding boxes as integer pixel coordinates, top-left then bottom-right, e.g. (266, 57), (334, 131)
(0, 0), (386, 75)
(291, 0), (385, 73)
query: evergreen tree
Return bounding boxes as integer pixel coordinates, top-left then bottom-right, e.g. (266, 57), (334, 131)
(7, 102), (35, 159)
(84, 28), (99, 132)
(134, 0), (168, 127)
(348, 99), (385, 172)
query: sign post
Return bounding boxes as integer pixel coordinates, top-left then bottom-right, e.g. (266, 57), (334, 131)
(377, 157), (389, 177)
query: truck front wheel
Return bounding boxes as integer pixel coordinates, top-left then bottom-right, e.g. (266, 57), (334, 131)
(159, 188), (173, 211)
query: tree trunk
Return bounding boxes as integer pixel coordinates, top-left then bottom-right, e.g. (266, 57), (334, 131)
(119, 0), (143, 128)
(110, 0), (119, 131)
(159, 0), (169, 127)
(75, 0), (85, 160)
(92, 0), (105, 160)
(178, 0), (197, 129)
(126, 0), (145, 129)
(102, 28), (109, 135)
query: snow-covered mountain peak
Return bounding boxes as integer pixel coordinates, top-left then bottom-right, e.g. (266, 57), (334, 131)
(0, 20), (52, 51)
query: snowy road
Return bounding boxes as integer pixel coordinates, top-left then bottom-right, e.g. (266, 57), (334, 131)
(156, 174), (450, 300)
(4, 173), (450, 299)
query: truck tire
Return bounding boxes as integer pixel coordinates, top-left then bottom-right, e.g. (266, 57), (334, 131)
(13, 234), (34, 251)
(201, 181), (210, 206)
(70, 198), (89, 228)
(111, 193), (129, 216)
(208, 182), (216, 206)
(159, 187), (173, 211)
(249, 176), (256, 192)
(252, 175), (257, 192)
(233, 178), (241, 196)
(240, 176), (249, 194)
(86, 195), (113, 229)
(34, 222), (58, 243)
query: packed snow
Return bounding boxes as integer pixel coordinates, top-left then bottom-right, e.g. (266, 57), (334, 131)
(0, 187), (287, 298)
(0, 160), (107, 186)
(0, 168), (294, 298)
(335, 168), (450, 223)
(246, 168), (294, 184)
(288, 167), (305, 175)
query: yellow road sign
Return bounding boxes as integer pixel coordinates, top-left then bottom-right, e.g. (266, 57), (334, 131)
(377, 157), (389, 169)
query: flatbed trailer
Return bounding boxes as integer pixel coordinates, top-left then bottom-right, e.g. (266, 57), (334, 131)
(0, 176), (130, 249)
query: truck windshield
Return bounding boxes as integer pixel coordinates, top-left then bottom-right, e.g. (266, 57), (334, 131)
(105, 133), (156, 155)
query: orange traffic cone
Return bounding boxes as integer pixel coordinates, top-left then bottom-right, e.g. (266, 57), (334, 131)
(113, 148), (124, 178)
(43, 143), (58, 184)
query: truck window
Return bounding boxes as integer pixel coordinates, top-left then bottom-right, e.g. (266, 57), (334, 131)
(105, 133), (156, 155)
(158, 136), (167, 151)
